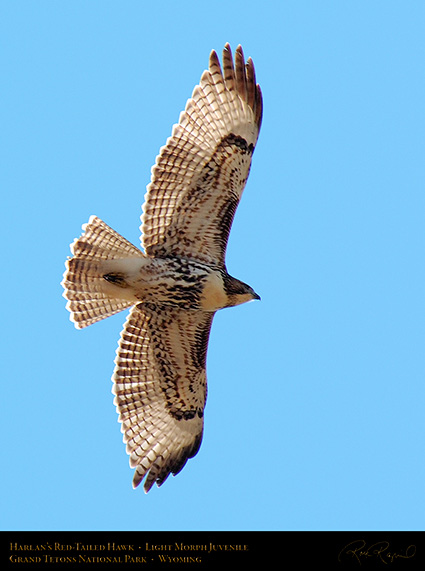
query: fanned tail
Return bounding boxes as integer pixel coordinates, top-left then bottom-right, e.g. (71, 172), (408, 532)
(61, 216), (144, 329)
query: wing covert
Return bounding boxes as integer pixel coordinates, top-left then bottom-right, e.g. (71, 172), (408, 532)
(141, 44), (262, 266)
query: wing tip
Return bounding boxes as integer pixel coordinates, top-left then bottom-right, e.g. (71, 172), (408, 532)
(212, 43), (263, 131)
(128, 431), (204, 493)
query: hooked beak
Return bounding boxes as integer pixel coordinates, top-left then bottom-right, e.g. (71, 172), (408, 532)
(252, 291), (261, 301)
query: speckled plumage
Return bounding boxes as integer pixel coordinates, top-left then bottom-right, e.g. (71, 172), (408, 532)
(62, 44), (262, 492)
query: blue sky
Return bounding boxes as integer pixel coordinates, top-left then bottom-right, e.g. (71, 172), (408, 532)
(1, 1), (424, 531)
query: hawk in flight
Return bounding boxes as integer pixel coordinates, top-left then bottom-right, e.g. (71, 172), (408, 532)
(62, 44), (262, 492)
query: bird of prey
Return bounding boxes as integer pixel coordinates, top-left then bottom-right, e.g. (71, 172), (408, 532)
(62, 44), (262, 492)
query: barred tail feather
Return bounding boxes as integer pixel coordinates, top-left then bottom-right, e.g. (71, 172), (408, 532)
(62, 216), (144, 329)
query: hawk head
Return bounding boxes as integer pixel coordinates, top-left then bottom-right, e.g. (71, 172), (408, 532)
(224, 275), (261, 307)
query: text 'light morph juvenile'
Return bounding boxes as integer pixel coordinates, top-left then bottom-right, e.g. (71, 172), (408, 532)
(62, 44), (263, 492)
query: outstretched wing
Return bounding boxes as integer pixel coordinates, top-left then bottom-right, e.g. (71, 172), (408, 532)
(112, 303), (214, 492)
(141, 44), (263, 266)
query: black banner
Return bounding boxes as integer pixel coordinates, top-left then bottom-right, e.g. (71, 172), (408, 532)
(2, 531), (423, 569)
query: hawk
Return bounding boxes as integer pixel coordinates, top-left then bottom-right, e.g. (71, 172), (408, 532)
(62, 44), (262, 492)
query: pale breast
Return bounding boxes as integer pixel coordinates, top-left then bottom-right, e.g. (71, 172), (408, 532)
(199, 272), (228, 311)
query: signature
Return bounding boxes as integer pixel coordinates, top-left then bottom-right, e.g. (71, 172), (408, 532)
(338, 539), (416, 565)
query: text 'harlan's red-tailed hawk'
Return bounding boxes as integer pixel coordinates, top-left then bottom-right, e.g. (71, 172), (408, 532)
(62, 44), (262, 492)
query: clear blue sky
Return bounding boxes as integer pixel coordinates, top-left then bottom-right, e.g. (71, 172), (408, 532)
(1, 1), (424, 531)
